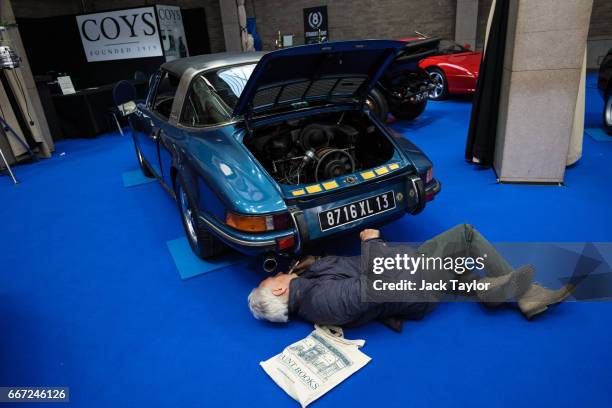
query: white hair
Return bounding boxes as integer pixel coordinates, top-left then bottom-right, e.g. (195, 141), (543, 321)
(248, 286), (289, 323)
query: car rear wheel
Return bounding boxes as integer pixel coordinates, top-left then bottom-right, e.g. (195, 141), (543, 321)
(604, 92), (612, 135)
(366, 88), (389, 122)
(426, 68), (448, 101)
(134, 141), (154, 178)
(389, 98), (428, 120)
(176, 174), (226, 259)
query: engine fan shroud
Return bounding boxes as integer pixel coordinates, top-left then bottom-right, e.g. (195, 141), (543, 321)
(314, 148), (356, 182)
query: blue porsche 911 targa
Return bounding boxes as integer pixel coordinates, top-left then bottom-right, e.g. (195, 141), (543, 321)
(129, 39), (440, 270)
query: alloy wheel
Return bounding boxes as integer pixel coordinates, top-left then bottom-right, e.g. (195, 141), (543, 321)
(179, 185), (198, 244)
(365, 97), (379, 118)
(606, 95), (612, 127)
(136, 147), (144, 165)
(428, 71), (445, 99)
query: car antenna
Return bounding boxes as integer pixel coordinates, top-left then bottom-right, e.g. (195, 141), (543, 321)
(337, 111), (345, 125)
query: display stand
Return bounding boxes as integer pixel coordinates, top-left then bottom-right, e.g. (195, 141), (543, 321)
(0, 28), (38, 185)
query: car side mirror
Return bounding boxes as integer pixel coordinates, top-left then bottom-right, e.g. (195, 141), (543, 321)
(118, 100), (137, 116)
(463, 43), (472, 50)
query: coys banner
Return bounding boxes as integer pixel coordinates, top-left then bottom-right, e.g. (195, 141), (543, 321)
(156, 5), (189, 62)
(76, 7), (163, 62)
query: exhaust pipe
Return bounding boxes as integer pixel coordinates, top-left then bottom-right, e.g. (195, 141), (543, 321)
(262, 254), (278, 273)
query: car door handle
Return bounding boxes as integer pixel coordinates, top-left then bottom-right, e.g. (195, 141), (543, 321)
(150, 128), (161, 141)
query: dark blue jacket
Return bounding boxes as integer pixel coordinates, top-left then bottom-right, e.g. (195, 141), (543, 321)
(288, 238), (432, 327)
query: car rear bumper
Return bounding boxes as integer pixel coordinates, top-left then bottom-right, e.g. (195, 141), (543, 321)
(197, 215), (294, 255)
(201, 175), (440, 256)
(426, 178), (441, 200)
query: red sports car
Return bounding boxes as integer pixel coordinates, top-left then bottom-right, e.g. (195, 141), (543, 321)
(401, 39), (482, 100)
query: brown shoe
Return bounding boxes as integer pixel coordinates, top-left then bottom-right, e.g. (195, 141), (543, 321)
(477, 265), (534, 305)
(379, 316), (404, 333)
(518, 284), (574, 320)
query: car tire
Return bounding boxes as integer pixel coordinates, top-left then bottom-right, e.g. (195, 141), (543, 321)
(134, 141), (154, 178)
(604, 92), (612, 135)
(366, 88), (389, 122)
(175, 173), (226, 259)
(389, 98), (428, 121)
(426, 67), (449, 101)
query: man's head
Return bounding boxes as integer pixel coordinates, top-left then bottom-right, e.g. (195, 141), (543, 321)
(248, 273), (295, 323)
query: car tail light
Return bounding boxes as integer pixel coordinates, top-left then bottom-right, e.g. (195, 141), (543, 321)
(226, 212), (291, 233)
(425, 167), (433, 183)
(277, 235), (295, 250)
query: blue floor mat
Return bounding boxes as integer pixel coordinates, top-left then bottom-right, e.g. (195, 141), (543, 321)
(167, 237), (247, 279)
(122, 169), (156, 187)
(1, 75), (611, 408)
(585, 127), (612, 142)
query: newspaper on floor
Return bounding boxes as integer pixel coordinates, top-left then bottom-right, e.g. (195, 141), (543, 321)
(260, 325), (371, 407)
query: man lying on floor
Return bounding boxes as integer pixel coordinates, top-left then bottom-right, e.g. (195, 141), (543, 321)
(247, 225), (573, 331)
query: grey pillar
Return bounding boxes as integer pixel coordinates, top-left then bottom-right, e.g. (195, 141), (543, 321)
(219, 0), (242, 52)
(494, 0), (593, 183)
(0, 0), (54, 158)
(455, 0), (479, 49)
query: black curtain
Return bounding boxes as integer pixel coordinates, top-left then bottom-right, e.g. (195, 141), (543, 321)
(17, 15), (164, 89)
(465, 0), (510, 166)
(17, 8), (212, 89)
(182, 8), (211, 56)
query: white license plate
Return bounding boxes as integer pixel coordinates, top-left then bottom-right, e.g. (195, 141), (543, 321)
(318, 191), (396, 231)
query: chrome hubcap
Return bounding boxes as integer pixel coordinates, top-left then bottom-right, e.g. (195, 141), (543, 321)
(180, 186), (198, 243)
(606, 96), (612, 127)
(365, 98), (378, 116)
(428, 71), (445, 99)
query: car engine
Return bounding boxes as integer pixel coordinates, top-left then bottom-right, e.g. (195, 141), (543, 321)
(247, 121), (365, 185)
(244, 112), (395, 187)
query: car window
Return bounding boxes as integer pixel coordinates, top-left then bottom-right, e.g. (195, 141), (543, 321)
(205, 64), (256, 109)
(152, 71), (180, 120)
(180, 63), (256, 127)
(438, 40), (467, 54)
(181, 76), (232, 127)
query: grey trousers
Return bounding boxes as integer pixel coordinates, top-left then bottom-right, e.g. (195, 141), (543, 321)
(417, 224), (515, 298)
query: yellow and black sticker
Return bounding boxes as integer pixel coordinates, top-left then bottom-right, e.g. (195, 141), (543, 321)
(322, 180), (339, 190)
(305, 184), (322, 193)
(375, 166), (389, 175)
(361, 171), (375, 180)
(294, 163), (401, 195)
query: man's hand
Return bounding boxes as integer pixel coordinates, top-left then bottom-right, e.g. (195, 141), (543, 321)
(291, 255), (318, 274)
(360, 229), (380, 241)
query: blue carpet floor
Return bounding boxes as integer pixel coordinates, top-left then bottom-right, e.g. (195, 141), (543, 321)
(122, 169), (156, 187)
(166, 237), (247, 280)
(1, 74), (611, 408)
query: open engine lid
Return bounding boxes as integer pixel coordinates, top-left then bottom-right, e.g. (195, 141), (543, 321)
(232, 40), (407, 119)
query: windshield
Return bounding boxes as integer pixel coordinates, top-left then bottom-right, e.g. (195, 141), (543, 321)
(202, 63), (256, 111)
(437, 40), (468, 54)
